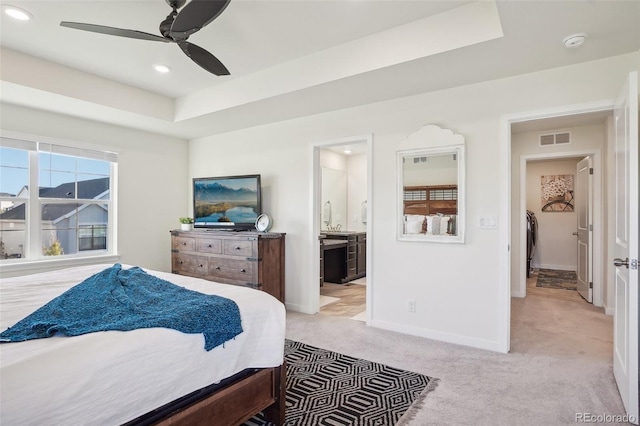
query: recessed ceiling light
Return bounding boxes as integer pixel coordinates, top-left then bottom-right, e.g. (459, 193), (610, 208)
(563, 33), (587, 49)
(153, 64), (171, 74)
(3, 5), (33, 21)
(344, 149), (352, 154)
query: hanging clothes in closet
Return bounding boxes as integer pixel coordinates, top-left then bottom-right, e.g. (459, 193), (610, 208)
(526, 210), (538, 278)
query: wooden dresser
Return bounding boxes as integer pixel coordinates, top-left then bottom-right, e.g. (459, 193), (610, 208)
(170, 229), (285, 303)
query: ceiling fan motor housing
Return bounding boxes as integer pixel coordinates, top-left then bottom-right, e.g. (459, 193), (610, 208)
(166, 0), (186, 9)
(160, 10), (178, 39)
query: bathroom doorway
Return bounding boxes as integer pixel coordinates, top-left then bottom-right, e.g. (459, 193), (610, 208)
(311, 135), (372, 322)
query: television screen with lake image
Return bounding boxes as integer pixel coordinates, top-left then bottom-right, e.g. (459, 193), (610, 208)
(193, 175), (261, 230)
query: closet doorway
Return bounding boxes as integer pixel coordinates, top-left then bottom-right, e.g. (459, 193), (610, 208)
(311, 135), (372, 322)
(521, 155), (594, 303)
(511, 111), (609, 307)
(508, 112), (613, 393)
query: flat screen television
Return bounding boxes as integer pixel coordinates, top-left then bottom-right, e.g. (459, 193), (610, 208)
(193, 174), (261, 230)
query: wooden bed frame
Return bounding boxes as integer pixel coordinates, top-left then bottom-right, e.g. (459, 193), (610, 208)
(126, 363), (286, 426)
(403, 184), (457, 216)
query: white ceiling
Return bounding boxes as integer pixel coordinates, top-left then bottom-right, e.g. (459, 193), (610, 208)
(1, 0), (639, 140)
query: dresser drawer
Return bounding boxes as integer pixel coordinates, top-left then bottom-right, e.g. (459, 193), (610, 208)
(171, 230), (285, 302)
(196, 237), (222, 254)
(208, 258), (255, 282)
(172, 236), (196, 252)
(223, 239), (255, 257)
(173, 254), (208, 275)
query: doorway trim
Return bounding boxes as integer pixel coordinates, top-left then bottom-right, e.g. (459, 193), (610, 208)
(499, 100), (614, 352)
(517, 150), (603, 307)
(310, 133), (373, 321)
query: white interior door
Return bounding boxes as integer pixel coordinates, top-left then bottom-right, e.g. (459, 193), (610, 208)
(575, 156), (592, 302)
(612, 71), (639, 423)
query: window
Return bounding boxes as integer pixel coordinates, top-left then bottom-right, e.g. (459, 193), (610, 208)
(78, 225), (107, 251)
(0, 136), (117, 262)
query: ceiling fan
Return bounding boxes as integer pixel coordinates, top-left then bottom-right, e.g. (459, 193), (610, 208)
(60, 0), (231, 76)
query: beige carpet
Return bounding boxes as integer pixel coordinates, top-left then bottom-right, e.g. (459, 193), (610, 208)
(286, 290), (627, 425)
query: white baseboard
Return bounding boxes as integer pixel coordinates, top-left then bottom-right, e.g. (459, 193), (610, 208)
(285, 303), (317, 315)
(603, 301), (614, 316)
(533, 263), (576, 271)
(369, 319), (505, 353)
(511, 290), (525, 298)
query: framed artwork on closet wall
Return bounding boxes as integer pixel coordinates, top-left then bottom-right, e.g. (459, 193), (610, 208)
(540, 174), (574, 212)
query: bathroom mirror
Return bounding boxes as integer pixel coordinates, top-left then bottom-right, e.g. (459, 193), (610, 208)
(397, 125), (465, 243)
(321, 166), (347, 231)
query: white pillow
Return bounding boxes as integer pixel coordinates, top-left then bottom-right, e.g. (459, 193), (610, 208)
(426, 216), (451, 235)
(406, 219), (423, 234)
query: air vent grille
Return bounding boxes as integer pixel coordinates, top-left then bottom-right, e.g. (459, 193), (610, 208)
(540, 135), (555, 146)
(555, 132), (570, 144)
(539, 132), (571, 146)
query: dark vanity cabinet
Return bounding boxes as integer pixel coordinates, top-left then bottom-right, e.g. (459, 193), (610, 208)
(321, 232), (366, 284)
(319, 236), (325, 286)
(356, 233), (366, 276)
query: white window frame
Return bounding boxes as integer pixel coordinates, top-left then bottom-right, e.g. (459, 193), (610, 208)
(0, 132), (119, 274)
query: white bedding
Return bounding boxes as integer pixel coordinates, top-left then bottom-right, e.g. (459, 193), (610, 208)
(0, 264), (286, 425)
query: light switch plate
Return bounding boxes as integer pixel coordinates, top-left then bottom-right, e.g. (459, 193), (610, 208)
(479, 216), (498, 229)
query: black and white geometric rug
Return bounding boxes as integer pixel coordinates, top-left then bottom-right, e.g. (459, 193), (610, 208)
(244, 339), (438, 426)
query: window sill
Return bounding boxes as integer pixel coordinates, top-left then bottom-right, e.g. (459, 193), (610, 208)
(0, 254), (121, 278)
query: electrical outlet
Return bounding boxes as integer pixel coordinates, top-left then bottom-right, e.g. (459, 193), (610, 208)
(407, 299), (416, 313)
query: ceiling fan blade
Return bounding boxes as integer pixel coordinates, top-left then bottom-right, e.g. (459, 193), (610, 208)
(60, 22), (169, 43)
(170, 0), (231, 39)
(178, 42), (229, 76)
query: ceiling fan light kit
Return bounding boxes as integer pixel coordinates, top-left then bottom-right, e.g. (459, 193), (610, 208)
(153, 64), (172, 73)
(3, 5), (33, 21)
(60, 0), (231, 76)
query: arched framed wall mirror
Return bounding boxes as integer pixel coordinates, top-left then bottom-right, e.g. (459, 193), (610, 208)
(397, 125), (465, 243)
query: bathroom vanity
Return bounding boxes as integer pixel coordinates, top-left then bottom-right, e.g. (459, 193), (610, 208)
(320, 231), (366, 284)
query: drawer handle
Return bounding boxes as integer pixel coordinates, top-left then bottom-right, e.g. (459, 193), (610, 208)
(182, 242), (187, 246)
(199, 264), (204, 268)
(215, 266), (221, 270)
(179, 261), (183, 265)
(207, 244), (212, 248)
(235, 246), (241, 250)
(240, 269), (246, 273)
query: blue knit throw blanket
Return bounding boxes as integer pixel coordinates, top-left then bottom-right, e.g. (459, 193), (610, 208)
(0, 264), (243, 351)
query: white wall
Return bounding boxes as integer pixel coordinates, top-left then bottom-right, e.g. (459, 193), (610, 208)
(526, 158), (580, 270)
(0, 103), (189, 275)
(403, 153), (458, 186)
(190, 52), (638, 352)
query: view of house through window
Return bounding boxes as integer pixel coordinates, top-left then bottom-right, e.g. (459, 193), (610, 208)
(0, 137), (116, 261)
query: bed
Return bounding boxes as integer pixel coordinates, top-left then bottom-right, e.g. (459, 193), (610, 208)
(403, 184), (457, 235)
(0, 263), (286, 425)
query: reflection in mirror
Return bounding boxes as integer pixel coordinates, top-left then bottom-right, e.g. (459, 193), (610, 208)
(397, 126), (465, 243)
(321, 167), (346, 231)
